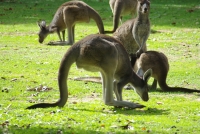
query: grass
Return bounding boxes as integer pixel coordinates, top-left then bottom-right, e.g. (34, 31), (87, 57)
(0, 0), (200, 133)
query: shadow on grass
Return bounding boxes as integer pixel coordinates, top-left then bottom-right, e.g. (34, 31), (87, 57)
(1, 108), (169, 133)
(70, 106), (170, 116)
(2, 126), (106, 134)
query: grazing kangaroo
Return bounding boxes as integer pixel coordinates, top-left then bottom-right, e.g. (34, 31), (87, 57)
(26, 34), (152, 109)
(38, 1), (104, 45)
(106, 0), (137, 33)
(113, 0), (150, 56)
(130, 51), (200, 93)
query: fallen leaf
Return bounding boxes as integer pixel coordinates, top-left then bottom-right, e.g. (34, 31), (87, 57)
(187, 9), (194, 13)
(157, 102), (163, 105)
(72, 101), (77, 104)
(101, 124), (105, 128)
(2, 88), (9, 93)
(120, 123), (134, 130)
(142, 127), (146, 131)
(27, 85), (53, 92)
(171, 22), (176, 25)
(11, 78), (17, 81)
(1, 77), (6, 79)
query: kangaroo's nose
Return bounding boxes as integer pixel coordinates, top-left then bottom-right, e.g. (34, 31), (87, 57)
(39, 39), (43, 43)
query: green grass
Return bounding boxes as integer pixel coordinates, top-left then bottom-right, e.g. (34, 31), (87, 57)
(0, 0), (200, 133)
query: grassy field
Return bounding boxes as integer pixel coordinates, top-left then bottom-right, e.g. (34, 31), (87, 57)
(0, 0), (200, 133)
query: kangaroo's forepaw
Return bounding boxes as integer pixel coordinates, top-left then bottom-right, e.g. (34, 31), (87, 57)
(126, 102), (146, 109)
(127, 104), (146, 109)
(135, 104), (146, 108)
(47, 41), (72, 46)
(136, 50), (142, 58)
(47, 41), (62, 45)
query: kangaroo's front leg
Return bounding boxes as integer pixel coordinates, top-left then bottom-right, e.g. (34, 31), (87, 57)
(113, 80), (120, 101)
(62, 30), (65, 41)
(136, 36), (147, 56)
(101, 73), (106, 101)
(104, 73), (144, 109)
(65, 25), (74, 45)
(136, 44), (144, 57)
(150, 79), (157, 90)
(48, 25), (74, 45)
(72, 25), (75, 42)
(103, 73), (114, 105)
(57, 30), (63, 41)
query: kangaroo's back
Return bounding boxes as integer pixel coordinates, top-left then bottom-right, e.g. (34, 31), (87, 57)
(39, 1), (104, 45)
(132, 51), (200, 93)
(134, 51), (169, 80)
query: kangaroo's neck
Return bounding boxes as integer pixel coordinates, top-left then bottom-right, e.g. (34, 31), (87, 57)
(130, 72), (143, 88)
(46, 25), (57, 34)
(48, 9), (65, 33)
(136, 12), (149, 24)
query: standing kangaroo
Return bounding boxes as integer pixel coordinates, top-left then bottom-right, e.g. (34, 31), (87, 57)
(130, 51), (200, 93)
(106, 0), (137, 33)
(113, 0), (150, 56)
(38, 1), (104, 45)
(26, 34), (152, 109)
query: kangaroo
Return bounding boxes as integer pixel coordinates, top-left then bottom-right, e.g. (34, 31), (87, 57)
(105, 0), (138, 33)
(130, 51), (200, 93)
(113, 0), (150, 56)
(26, 34), (152, 109)
(38, 1), (104, 45)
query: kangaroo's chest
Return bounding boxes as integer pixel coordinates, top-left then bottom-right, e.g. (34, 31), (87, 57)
(137, 24), (150, 35)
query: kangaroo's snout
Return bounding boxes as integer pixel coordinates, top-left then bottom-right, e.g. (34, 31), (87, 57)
(142, 92), (149, 101)
(144, 8), (148, 12)
(39, 38), (43, 43)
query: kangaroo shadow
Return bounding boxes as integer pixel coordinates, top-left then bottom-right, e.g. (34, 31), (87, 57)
(45, 41), (72, 46)
(70, 106), (170, 116)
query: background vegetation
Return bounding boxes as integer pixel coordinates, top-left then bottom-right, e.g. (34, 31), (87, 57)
(0, 0), (200, 133)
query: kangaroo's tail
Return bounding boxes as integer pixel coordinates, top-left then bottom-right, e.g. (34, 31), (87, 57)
(163, 86), (200, 93)
(159, 80), (200, 93)
(26, 45), (80, 109)
(88, 7), (105, 34)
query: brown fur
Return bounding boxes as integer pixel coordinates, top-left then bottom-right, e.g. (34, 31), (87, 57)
(113, 0), (150, 55)
(26, 34), (152, 109)
(105, 0), (137, 33)
(38, 1), (104, 45)
(131, 51), (200, 93)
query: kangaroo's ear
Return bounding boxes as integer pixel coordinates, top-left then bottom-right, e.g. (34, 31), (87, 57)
(143, 68), (152, 82)
(37, 21), (40, 27)
(136, 68), (144, 78)
(38, 20), (46, 29)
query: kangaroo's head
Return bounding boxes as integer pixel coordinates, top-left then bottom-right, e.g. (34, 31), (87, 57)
(131, 68), (152, 101)
(137, 0), (150, 14)
(38, 21), (49, 43)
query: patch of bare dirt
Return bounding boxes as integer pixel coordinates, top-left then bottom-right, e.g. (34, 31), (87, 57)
(69, 92), (101, 104)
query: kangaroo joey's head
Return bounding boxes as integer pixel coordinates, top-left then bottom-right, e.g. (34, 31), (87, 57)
(138, 0), (150, 14)
(132, 68), (152, 101)
(38, 21), (48, 43)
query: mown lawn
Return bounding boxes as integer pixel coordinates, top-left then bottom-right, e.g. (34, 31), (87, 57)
(0, 0), (200, 133)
